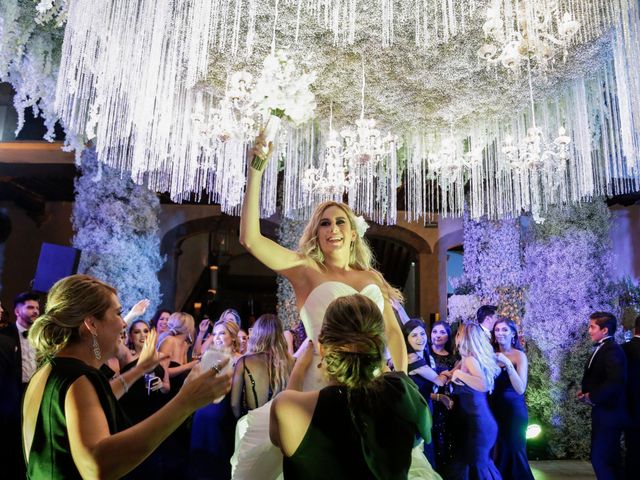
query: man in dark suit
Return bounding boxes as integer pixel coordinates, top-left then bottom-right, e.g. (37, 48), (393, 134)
(578, 311), (628, 480)
(622, 315), (640, 479)
(0, 291), (40, 479)
(476, 304), (498, 338)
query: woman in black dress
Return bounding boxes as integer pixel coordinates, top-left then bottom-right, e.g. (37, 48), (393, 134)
(270, 294), (431, 480)
(490, 318), (534, 480)
(402, 319), (450, 467)
(449, 322), (502, 480)
(22, 274), (231, 479)
(231, 314), (294, 418)
(430, 320), (458, 473)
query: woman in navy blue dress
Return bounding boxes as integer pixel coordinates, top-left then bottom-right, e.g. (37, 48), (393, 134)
(449, 322), (502, 480)
(490, 318), (534, 480)
(402, 319), (450, 467)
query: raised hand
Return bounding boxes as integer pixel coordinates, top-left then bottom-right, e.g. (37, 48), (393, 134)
(138, 329), (169, 373)
(124, 299), (151, 325)
(295, 339), (315, 372)
(198, 319), (211, 335)
(180, 358), (232, 409)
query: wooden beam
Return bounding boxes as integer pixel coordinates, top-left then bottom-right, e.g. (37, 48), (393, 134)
(0, 141), (75, 164)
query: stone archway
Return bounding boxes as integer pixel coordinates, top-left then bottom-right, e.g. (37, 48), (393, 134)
(434, 229), (465, 322)
(366, 223), (437, 320)
(159, 214), (279, 310)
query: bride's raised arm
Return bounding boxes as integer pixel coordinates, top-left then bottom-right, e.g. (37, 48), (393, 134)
(239, 139), (308, 275)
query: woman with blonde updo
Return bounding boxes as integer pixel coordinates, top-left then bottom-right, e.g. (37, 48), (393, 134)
(21, 274), (231, 479)
(158, 312), (198, 379)
(448, 322), (502, 480)
(270, 294), (431, 479)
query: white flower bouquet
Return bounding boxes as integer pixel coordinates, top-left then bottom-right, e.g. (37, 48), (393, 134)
(251, 49), (317, 170)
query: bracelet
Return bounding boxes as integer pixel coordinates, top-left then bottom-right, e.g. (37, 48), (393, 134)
(436, 393), (440, 401)
(117, 375), (129, 394)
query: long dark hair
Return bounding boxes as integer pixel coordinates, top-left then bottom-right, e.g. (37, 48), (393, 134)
(401, 319), (430, 355)
(150, 309), (171, 329)
(491, 317), (524, 352)
(429, 320), (453, 354)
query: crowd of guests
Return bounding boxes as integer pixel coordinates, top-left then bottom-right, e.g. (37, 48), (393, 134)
(1, 282), (639, 479)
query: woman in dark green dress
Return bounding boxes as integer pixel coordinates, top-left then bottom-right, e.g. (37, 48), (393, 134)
(22, 274), (231, 480)
(270, 294), (432, 480)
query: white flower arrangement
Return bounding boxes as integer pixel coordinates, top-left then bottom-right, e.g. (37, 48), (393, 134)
(251, 49), (317, 170)
(353, 215), (369, 238)
(447, 294), (481, 323)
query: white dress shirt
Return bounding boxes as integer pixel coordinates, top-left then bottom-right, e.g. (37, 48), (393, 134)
(587, 336), (612, 370)
(16, 323), (36, 383)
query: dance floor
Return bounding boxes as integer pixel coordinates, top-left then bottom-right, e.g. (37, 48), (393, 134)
(530, 461), (595, 480)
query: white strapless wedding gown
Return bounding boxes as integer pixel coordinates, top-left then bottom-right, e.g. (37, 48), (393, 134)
(230, 281), (441, 480)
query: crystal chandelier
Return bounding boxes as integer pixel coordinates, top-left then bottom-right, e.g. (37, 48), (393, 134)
(477, 0), (581, 73)
(302, 68), (400, 223)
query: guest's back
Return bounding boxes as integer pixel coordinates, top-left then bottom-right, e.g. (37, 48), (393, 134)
(282, 373), (427, 480)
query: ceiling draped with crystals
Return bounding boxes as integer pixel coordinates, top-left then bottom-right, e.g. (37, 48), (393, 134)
(54, 0), (640, 223)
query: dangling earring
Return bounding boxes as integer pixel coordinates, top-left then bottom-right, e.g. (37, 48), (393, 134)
(317, 356), (324, 369)
(91, 333), (102, 360)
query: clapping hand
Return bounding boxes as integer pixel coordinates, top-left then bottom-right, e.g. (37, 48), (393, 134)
(138, 329), (169, 373)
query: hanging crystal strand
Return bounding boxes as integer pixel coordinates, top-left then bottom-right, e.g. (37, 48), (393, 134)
(245, 0), (258, 56)
(230, 0), (243, 57)
(381, 0), (394, 48)
(294, 0), (303, 43)
(613, 0), (640, 175)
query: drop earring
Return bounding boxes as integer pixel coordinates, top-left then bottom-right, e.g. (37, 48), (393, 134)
(91, 333), (102, 360)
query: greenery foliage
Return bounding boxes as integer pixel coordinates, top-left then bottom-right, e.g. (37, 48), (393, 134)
(523, 200), (617, 458)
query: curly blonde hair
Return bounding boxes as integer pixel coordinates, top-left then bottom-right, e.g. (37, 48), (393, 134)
(455, 322), (501, 392)
(298, 201), (403, 302)
(29, 274), (116, 363)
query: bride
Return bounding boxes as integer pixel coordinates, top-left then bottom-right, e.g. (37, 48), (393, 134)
(239, 136), (407, 377)
(231, 136), (440, 479)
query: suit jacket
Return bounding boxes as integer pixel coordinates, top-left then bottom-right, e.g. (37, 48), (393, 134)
(581, 338), (629, 429)
(0, 323), (22, 417)
(622, 337), (640, 428)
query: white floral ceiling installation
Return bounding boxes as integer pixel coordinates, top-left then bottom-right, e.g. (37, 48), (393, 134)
(1, 0), (640, 223)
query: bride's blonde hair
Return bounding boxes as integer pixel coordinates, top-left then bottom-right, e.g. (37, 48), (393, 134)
(298, 201), (403, 302)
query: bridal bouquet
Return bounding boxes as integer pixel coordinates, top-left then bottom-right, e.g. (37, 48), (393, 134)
(251, 49), (317, 170)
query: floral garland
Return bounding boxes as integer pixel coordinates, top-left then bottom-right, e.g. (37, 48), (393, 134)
(73, 148), (164, 314)
(275, 216), (306, 330)
(0, 0), (63, 141)
(523, 200), (618, 458)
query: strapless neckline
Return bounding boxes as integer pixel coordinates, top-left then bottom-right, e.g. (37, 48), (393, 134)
(301, 281), (382, 311)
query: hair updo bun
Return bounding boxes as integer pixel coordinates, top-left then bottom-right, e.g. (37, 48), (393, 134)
(29, 274), (116, 363)
(319, 294), (386, 389)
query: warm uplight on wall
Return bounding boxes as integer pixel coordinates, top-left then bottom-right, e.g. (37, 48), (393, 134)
(194, 302), (202, 313)
(208, 289), (217, 295)
(209, 265), (219, 271)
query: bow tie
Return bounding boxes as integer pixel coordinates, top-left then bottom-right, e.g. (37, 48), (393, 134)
(592, 339), (608, 348)
(21, 330), (29, 339)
